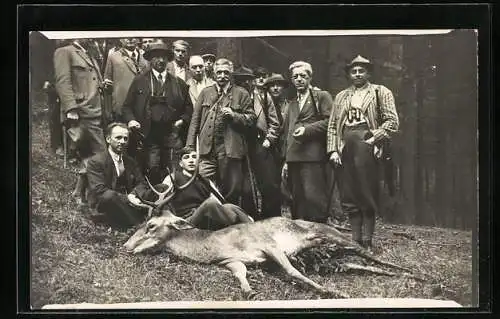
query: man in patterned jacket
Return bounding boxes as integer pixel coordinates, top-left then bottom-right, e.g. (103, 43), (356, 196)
(327, 55), (399, 251)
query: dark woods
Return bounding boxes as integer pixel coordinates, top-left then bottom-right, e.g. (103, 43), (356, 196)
(29, 30), (478, 230)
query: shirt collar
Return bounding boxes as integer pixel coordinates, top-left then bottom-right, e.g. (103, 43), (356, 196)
(124, 48), (137, 57)
(108, 147), (122, 162)
(152, 68), (167, 80)
(216, 82), (231, 95)
(351, 81), (371, 92)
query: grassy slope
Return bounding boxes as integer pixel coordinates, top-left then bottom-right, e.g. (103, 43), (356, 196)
(30, 110), (473, 309)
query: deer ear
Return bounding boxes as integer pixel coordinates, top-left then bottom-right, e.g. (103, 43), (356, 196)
(171, 219), (195, 231)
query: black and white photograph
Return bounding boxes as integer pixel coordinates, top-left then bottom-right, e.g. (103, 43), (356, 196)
(24, 5), (488, 311)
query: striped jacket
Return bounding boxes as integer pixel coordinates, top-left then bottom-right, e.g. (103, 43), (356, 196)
(326, 82), (399, 154)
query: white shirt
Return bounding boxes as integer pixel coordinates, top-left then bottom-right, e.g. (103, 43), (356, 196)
(108, 148), (124, 176)
(297, 89), (311, 112)
(151, 68), (167, 82)
(173, 61), (187, 81)
(124, 48), (139, 61)
(350, 83), (370, 109)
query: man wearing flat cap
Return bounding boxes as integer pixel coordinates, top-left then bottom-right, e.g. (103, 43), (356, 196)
(122, 41), (193, 185)
(202, 53), (216, 80)
(186, 58), (257, 206)
(281, 61), (333, 224)
(166, 40), (192, 83)
(327, 55), (399, 251)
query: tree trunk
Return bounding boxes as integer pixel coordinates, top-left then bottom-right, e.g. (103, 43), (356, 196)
(216, 38), (242, 66)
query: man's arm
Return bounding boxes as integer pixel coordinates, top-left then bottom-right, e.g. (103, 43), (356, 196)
(87, 156), (115, 201)
(53, 47), (78, 115)
(326, 92), (342, 154)
(121, 76), (139, 124)
(185, 89), (205, 148)
(301, 91), (333, 139)
(371, 85), (399, 143)
(264, 93), (281, 146)
(178, 80), (193, 129)
(227, 90), (257, 129)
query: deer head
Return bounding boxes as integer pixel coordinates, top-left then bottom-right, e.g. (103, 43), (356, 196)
(123, 210), (195, 253)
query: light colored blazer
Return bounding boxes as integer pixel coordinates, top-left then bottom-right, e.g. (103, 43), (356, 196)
(103, 48), (149, 116)
(53, 44), (103, 119)
(326, 82), (399, 155)
(185, 76), (216, 107)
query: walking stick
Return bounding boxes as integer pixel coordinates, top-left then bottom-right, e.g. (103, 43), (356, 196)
(62, 123), (67, 169)
(245, 155), (260, 215)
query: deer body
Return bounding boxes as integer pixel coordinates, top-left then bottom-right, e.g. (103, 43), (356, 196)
(125, 215), (410, 299)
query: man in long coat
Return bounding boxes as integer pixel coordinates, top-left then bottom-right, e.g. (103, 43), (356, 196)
(281, 61), (333, 223)
(186, 58), (256, 206)
(103, 38), (149, 124)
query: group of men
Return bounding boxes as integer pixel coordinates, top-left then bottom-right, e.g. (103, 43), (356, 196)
(51, 36), (399, 250)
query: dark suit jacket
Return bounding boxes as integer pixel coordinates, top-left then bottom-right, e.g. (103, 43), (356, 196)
(282, 89), (333, 162)
(53, 44), (103, 119)
(186, 84), (256, 159)
(87, 151), (148, 208)
(121, 68), (193, 139)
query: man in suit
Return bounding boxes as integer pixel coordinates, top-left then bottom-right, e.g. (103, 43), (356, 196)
(86, 122), (150, 228)
(53, 38), (107, 161)
(185, 55), (215, 106)
(103, 38), (149, 124)
(122, 42), (193, 185)
(186, 58), (256, 206)
(281, 61), (333, 223)
(327, 55), (399, 250)
(166, 40), (192, 83)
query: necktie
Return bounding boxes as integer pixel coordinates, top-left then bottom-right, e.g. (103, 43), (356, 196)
(117, 157), (125, 176)
(158, 74), (164, 86)
(131, 51), (136, 61)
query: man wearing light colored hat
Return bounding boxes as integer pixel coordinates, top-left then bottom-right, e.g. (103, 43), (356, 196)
(186, 58), (257, 206)
(281, 61), (333, 224)
(122, 41), (193, 185)
(166, 39), (192, 83)
(327, 55), (399, 251)
(185, 55), (215, 106)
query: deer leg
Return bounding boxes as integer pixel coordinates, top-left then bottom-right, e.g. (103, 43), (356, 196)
(224, 261), (257, 300)
(263, 247), (350, 299)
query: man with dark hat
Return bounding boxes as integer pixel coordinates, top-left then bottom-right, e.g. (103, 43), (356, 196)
(186, 58), (256, 206)
(166, 39), (192, 83)
(122, 42), (193, 185)
(327, 55), (399, 251)
(201, 53), (216, 80)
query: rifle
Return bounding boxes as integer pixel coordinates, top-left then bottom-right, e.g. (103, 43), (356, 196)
(375, 88), (396, 197)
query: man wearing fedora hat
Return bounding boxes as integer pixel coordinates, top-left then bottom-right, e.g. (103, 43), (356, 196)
(201, 53), (216, 80)
(281, 61), (333, 224)
(327, 55), (399, 250)
(122, 41), (193, 185)
(166, 39), (192, 83)
(186, 58), (256, 206)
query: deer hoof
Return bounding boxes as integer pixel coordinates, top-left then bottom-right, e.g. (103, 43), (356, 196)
(243, 290), (259, 300)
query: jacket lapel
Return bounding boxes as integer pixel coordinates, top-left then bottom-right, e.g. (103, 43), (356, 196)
(120, 49), (139, 75)
(360, 84), (376, 114)
(104, 152), (118, 190)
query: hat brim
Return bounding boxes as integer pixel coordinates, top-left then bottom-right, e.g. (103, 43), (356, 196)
(345, 62), (373, 72)
(264, 79), (289, 87)
(143, 48), (170, 61)
(232, 73), (255, 78)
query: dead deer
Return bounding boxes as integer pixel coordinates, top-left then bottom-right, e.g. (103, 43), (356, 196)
(123, 138), (415, 300)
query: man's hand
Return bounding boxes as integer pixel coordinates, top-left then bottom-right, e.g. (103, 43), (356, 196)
(221, 107), (234, 119)
(262, 139), (271, 148)
(128, 120), (141, 129)
(67, 111), (79, 120)
(103, 79), (113, 87)
(329, 151), (342, 166)
(364, 136), (375, 145)
(281, 163), (288, 180)
(127, 193), (142, 206)
(174, 119), (184, 128)
(293, 126), (305, 138)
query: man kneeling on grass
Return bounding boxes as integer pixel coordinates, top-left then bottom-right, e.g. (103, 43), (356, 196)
(146, 147), (254, 230)
(86, 122), (150, 228)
